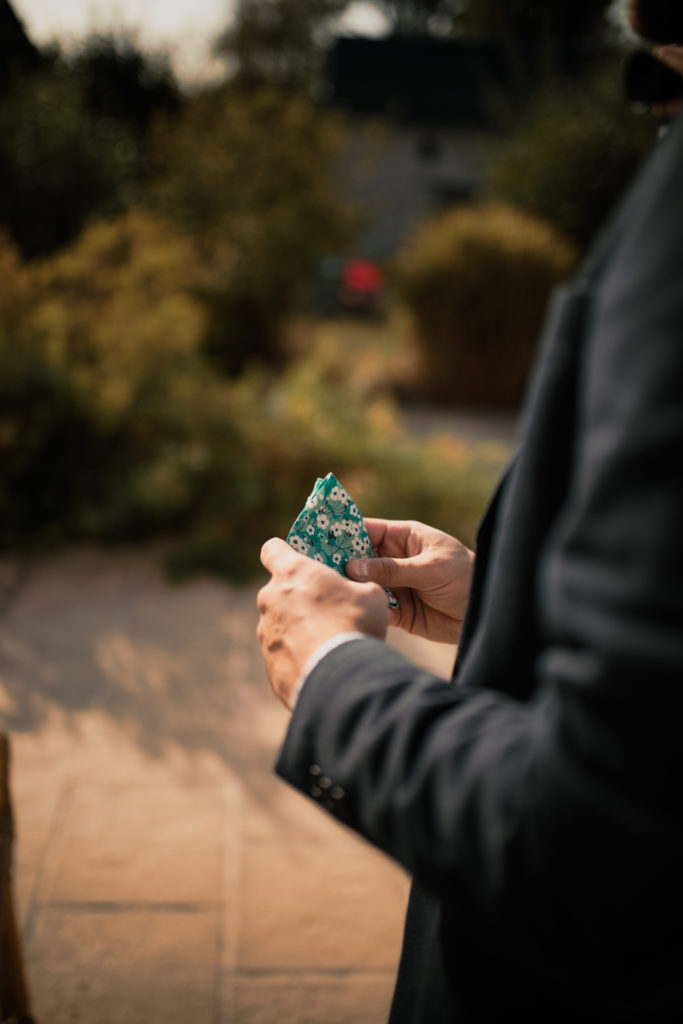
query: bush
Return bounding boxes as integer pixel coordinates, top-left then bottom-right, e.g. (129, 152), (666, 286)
(395, 202), (577, 408)
(0, 214), (211, 548)
(27, 208), (209, 424)
(0, 225), (508, 578)
(164, 363), (507, 579)
(0, 339), (107, 548)
(486, 66), (657, 251)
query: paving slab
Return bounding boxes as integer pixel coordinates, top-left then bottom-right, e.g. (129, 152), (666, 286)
(237, 838), (409, 971)
(28, 909), (219, 1024)
(9, 761), (71, 924)
(0, 546), (456, 1023)
(232, 974), (397, 1024)
(42, 784), (229, 905)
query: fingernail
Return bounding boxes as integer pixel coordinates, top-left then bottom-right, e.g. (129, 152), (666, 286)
(347, 559), (369, 580)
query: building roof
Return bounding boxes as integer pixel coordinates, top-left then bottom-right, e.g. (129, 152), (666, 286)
(326, 34), (587, 128)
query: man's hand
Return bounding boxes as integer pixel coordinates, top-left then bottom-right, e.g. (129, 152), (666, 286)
(346, 519), (474, 645)
(257, 538), (388, 709)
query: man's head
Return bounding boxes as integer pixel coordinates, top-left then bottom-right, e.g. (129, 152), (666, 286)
(627, 1), (683, 44)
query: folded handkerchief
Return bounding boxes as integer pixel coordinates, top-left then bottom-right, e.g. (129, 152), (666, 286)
(287, 472), (399, 609)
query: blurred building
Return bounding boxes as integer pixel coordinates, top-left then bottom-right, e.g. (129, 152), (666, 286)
(323, 33), (585, 260)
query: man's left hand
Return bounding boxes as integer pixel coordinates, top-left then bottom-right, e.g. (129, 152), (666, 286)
(257, 538), (388, 709)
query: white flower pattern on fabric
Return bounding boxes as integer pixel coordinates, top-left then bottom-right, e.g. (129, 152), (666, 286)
(286, 472), (399, 609)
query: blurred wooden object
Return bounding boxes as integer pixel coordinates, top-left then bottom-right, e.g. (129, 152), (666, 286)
(0, 732), (35, 1024)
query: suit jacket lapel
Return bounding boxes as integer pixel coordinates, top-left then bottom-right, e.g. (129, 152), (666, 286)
(454, 283), (595, 697)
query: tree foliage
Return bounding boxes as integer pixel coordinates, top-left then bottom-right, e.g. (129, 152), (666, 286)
(487, 67), (656, 250)
(144, 85), (353, 372)
(215, 0), (349, 90)
(70, 32), (180, 137)
(0, 35), (179, 259)
(0, 64), (135, 258)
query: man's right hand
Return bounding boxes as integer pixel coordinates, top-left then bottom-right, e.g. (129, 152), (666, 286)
(346, 519), (475, 645)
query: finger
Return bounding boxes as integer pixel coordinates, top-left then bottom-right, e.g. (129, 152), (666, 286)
(387, 604), (402, 628)
(346, 554), (427, 590)
(256, 582), (270, 613)
(260, 537), (300, 573)
(363, 518), (389, 544)
(363, 518), (421, 557)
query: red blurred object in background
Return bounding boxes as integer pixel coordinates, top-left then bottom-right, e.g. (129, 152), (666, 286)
(339, 259), (384, 312)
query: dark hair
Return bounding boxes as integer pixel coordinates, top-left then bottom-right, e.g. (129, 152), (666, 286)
(630, 1), (683, 44)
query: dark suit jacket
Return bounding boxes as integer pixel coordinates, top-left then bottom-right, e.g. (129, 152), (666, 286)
(276, 113), (683, 1022)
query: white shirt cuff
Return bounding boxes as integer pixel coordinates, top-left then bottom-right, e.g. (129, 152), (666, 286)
(289, 633), (368, 710)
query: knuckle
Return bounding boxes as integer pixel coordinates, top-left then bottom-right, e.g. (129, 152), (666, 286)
(381, 559), (399, 583)
(357, 579), (383, 601)
(260, 539), (274, 563)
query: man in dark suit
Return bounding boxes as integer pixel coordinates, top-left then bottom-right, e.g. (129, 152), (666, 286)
(256, 4), (683, 1020)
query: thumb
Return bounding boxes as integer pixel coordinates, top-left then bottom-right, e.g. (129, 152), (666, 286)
(346, 555), (421, 589)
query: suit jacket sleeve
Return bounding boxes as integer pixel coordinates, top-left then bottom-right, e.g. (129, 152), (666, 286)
(275, 117), (683, 961)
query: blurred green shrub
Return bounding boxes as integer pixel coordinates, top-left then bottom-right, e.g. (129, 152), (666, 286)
(486, 67), (657, 251)
(28, 208), (209, 424)
(0, 222), (507, 578)
(395, 202), (577, 408)
(0, 214), (211, 547)
(164, 363), (506, 579)
(143, 86), (353, 374)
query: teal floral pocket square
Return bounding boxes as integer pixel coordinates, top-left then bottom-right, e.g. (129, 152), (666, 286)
(287, 472), (399, 609)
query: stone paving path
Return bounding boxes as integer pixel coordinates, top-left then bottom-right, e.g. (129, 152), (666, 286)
(0, 546), (456, 1023)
